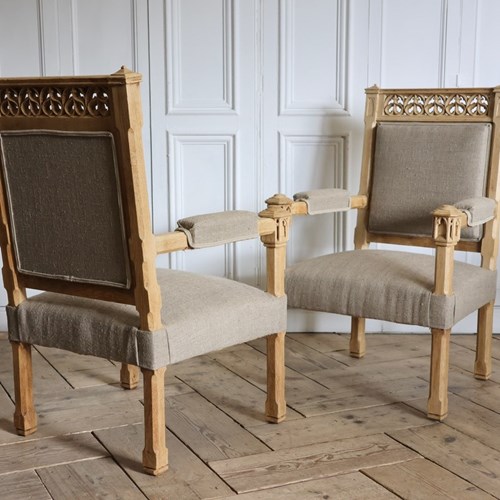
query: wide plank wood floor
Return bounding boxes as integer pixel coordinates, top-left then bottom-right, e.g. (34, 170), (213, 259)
(1, 331), (500, 499)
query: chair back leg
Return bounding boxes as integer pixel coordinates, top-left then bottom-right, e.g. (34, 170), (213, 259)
(11, 341), (37, 435)
(427, 328), (451, 421)
(265, 332), (286, 423)
(142, 367), (168, 475)
(475, 301), (494, 380)
(121, 363), (140, 389)
(350, 317), (366, 358)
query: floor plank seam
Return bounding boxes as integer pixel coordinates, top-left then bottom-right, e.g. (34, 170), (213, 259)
(33, 346), (75, 390)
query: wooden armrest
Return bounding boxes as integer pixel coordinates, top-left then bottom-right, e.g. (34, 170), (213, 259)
(291, 194), (368, 215)
(155, 217), (276, 255)
(432, 205), (464, 296)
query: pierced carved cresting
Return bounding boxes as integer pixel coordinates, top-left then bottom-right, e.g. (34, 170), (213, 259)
(0, 87), (111, 118)
(383, 93), (490, 117)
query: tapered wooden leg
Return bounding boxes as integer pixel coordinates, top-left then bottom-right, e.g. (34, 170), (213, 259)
(475, 301), (493, 380)
(350, 317), (366, 358)
(142, 367), (168, 475)
(11, 342), (37, 436)
(427, 328), (451, 421)
(266, 332), (286, 423)
(120, 363), (140, 389)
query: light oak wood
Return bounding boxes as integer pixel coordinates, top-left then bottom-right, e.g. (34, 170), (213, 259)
(0, 471), (51, 500)
(0, 68), (290, 476)
(121, 363), (140, 390)
(287, 85), (500, 424)
(11, 341), (37, 436)
(142, 367), (168, 475)
(349, 317), (366, 358)
(476, 301), (494, 379)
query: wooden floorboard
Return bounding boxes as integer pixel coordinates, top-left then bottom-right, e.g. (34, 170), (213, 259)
(0, 333), (499, 498)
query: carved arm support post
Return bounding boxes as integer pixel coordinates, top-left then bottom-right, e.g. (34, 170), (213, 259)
(428, 205), (463, 420)
(259, 194), (293, 423)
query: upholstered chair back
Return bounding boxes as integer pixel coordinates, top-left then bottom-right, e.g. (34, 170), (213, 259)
(355, 88), (500, 258)
(368, 122), (492, 241)
(0, 130), (130, 288)
(0, 69), (161, 330)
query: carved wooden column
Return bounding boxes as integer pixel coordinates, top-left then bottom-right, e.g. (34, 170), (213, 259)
(428, 205), (462, 420)
(259, 194), (293, 423)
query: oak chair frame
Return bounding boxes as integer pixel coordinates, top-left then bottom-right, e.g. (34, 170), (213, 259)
(289, 86), (500, 420)
(0, 68), (289, 475)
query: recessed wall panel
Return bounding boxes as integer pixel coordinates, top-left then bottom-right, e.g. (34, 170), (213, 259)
(74, 0), (135, 74)
(281, 135), (346, 264)
(167, 0), (234, 113)
(0, 0), (42, 76)
(280, 0), (346, 114)
(474, 0), (500, 85)
(379, 0), (445, 87)
(170, 135), (234, 276)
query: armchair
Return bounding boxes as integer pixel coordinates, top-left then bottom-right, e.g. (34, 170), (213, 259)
(285, 86), (500, 421)
(0, 68), (289, 475)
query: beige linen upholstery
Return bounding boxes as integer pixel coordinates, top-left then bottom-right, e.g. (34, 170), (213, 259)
(455, 197), (496, 226)
(0, 131), (130, 288)
(368, 122), (492, 241)
(176, 210), (260, 248)
(286, 250), (496, 330)
(7, 268), (287, 369)
(294, 188), (350, 214)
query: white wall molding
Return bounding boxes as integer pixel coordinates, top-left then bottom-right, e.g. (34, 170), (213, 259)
(166, 0), (236, 115)
(167, 133), (236, 275)
(279, 0), (347, 115)
(280, 134), (347, 264)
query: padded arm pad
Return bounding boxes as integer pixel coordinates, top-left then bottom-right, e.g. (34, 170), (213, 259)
(176, 210), (260, 248)
(293, 188), (351, 215)
(454, 197), (496, 227)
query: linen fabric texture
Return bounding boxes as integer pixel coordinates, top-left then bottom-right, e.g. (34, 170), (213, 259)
(286, 250), (496, 330)
(177, 211), (260, 248)
(0, 130), (130, 288)
(454, 197), (496, 227)
(293, 188), (351, 215)
(7, 269), (287, 370)
(368, 122), (492, 241)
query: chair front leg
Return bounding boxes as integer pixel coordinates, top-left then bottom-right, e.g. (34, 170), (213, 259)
(11, 341), (37, 436)
(266, 332), (286, 423)
(120, 363), (140, 389)
(427, 328), (451, 421)
(350, 317), (366, 358)
(475, 301), (494, 380)
(142, 367), (168, 475)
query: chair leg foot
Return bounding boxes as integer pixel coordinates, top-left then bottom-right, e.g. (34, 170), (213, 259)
(350, 317), (366, 358)
(11, 342), (37, 436)
(142, 367), (168, 475)
(265, 332), (286, 424)
(427, 328), (451, 421)
(120, 363), (140, 390)
(475, 302), (493, 380)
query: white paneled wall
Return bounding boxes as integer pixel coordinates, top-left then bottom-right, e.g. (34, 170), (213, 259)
(1, 0), (500, 332)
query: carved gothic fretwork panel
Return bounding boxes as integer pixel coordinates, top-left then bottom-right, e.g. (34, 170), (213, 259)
(383, 93), (490, 117)
(0, 87), (111, 118)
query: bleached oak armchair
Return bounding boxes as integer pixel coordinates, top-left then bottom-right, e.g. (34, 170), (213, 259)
(284, 86), (500, 421)
(0, 68), (289, 475)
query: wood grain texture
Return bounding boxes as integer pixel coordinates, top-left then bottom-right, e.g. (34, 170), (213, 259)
(389, 424), (500, 497)
(363, 458), (494, 499)
(0, 471), (51, 500)
(37, 457), (146, 500)
(210, 434), (417, 493)
(218, 472), (398, 499)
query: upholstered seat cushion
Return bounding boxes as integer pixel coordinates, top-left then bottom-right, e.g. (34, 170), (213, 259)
(7, 269), (287, 369)
(286, 250), (496, 329)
